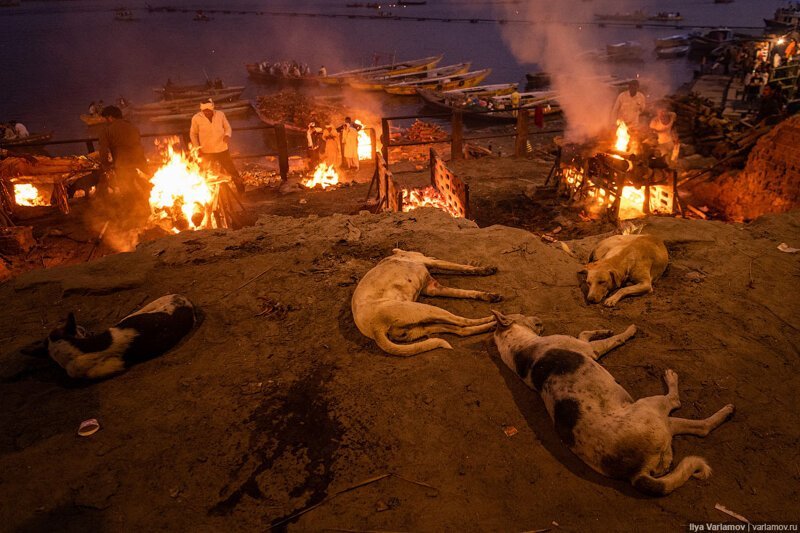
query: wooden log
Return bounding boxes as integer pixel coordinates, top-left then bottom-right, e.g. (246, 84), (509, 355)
(0, 226), (35, 255)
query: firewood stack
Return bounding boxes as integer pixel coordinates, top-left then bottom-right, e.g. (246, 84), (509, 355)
(255, 91), (334, 129)
(388, 120), (450, 163)
(667, 94), (771, 167)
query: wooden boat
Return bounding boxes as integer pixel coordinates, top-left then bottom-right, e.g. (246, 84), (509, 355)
(649, 12), (682, 22)
(417, 89), (560, 123)
(153, 81), (229, 97)
(594, 11), (648, 23)
(0, 131), (53, 147)
(133, 99), (251, 117)
(132, 88), (245, 113)
(606, 41), (645, 61)
(765, 5), (800, 29)
(689, 28), (734, 56)
(246, 64), (320, 85)
(384, 68), (491, 95)
(148, 104), (252, 123)
(442, 83), (517, 98)
(154, 85), (244, 101)
(656, 45), (690, 59)
(655, 34), (691, 49)
(525, 71), (551, 88)
(348, 62), (471, 90)
(319, 55), (443, 85)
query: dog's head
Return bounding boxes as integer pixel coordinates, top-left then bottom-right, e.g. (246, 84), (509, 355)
(580, 264), (619, 304)
(491, 310), (543, 339)
(21, 313), (88, 359)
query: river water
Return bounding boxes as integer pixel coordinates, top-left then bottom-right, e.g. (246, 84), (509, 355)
(0, 0), (787, 148)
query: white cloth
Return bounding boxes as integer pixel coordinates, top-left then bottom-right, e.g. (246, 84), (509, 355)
(650, 113), (676, 145)
(612, 91), (647, 126)
(200, 101), (214, 111)
(190, 110), (232, 154)
(342, 125), (359, 160)
(14, 123), (29, 138)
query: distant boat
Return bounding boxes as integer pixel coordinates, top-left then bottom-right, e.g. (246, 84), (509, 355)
(442, 83), (518, 98)
(594, 10), (648, 23)
(649, 12), (683, 22)
(689, 28), (735, 56)
(655, 34), (692, 49)
(525, 71), (551, 88)
(0, 0), (21, 6)
(417, 89), (560, 123)
(606, 41), (645, 61)
(348, 62), (471, 91)
(713, 0), (734, 4)
(0, 131), (53, 147)
(384, 68), (492, 95)
(115, 9), (138, 21)
(194, 11), (211, 21)
(319, 55), (443, 85)
(765, 4), (800, 29)
(656, 45), (690, 59)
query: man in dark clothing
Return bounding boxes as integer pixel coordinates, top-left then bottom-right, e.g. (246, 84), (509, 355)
(98, 105), (151, 215)
(756, 84), (786, 125)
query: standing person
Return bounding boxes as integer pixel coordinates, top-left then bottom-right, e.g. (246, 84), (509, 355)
(510, 89), (521, 117)
(98, 105), (150, 214)
(318, 65), (327, 77)
(88, 101), (98, 115)
(340, 117), (359, 171)
(189, 99), (244, 194)
(612, 80), (647, 131)
(306, 121), (322, 167)
(322, 124), (339, 166)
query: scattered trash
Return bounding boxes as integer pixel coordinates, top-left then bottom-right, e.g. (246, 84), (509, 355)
(503, 425), (518, 437)
(77, 418), (100, 437)
(777, 242), (799, 253)
(256, 297), (290, 320)
(299, 199), (308, 204)
(714, 503), (750, 524)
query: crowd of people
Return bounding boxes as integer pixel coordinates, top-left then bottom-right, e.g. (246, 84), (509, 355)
(256, 60), (313, 79)
(306, 117), (362, 171)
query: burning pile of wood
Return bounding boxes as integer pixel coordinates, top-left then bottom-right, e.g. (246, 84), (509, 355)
(255, 91), (333, 129)
(667, 94), (771, 166)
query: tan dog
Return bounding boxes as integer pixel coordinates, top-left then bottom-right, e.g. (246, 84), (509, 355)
(581, 234), (668, 307)
(491, 311), (735, 495)
(352, 249), (501, 356)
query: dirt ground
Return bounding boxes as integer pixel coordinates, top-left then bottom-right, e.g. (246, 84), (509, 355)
(1, 154), (799, 532)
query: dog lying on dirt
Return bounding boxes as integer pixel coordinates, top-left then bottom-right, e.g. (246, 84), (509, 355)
(491, 310), (734, 495)
(581, 234), (669, 307)
(25, 294), (196, 379)
(352, 249), (501, 356)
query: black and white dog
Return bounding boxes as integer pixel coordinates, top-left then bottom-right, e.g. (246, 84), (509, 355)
(29, 294), (196, 379)
(491, 310), (734, 496)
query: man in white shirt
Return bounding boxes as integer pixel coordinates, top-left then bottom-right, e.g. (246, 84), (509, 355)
(190, 99), (244, 194)
(612, 80), (647, 130)
(13, 121), (30, 138)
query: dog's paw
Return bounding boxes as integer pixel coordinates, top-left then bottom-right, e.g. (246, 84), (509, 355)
(692, 460), (712, 480)
(602, 298), (618, 308)
(720, 403), (735, 420)
(664, 368), (678, 385)
(485, 292), (503, 303)
(623, 324), (637, 337)
(440, 341), (454, 350)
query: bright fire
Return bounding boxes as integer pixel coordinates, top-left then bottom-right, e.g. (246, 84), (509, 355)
(14, 184), (48, 206)
(357, 128), (372, 161)
(618, 186), (646, 219)
(149, 142), (216, 232)
(303, 163), (340, 189)
(615, 121), (631, 153)
(401, 186), (462, 218)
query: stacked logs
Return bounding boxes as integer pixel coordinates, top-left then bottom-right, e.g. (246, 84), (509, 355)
(255, 91), (334, 129)
(394, 120), (448, 143)
(667, 94), (771, 166)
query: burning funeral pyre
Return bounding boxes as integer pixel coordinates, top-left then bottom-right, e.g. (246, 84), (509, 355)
(147, 138), (248, 233)
(555, 121), (679, 221)
(401, 186), (463, 218)
(303, 123), (374, 190)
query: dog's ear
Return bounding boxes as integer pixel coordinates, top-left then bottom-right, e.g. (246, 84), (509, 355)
(577, 268), (588, 276)
(20, 339), (49, 358)
(490, 309), (513, 329)
(64, 312), (77, 337)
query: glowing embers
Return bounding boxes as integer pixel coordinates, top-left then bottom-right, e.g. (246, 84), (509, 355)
(303, 163), (340, 189)
(148, 140), (219, 233)
(13, 183), (49, 206)
(401, 186), (462, 218)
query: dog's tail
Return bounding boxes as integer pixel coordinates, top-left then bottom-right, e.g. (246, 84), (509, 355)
(373, 331), (452, 357)
(632, 456), (711, 496)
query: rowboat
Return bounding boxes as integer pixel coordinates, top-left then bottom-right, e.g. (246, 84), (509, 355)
(132, 88), (245, 113)
(417, 89), (560, 123)
(319, 55), (443, 86)
(348, 62), (471, 90)
(153, 81), (229, 97)
(655, 34), (691, 49)
(442, 83), (518, 98)
(689, 28), (734, 56)
(246, 64), (320, 85)
(0, 131), (53, 147)
(384, 68), (491, 95)
(656, 45), (690, 59)
(133, 99), (251, 117)
(154, 85), (245, 101)
(525, 71), (551, 88)
(148, 104), (253, 123)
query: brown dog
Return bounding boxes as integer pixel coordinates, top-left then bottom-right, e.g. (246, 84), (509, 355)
(581, 234), (668, 307)
(352, 249), (500, 356)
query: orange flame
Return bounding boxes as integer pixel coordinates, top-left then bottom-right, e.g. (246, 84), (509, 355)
(148, 140), (216, 232)
(401, 186), (461, 217)
(14, 184), (48, 206)
(303, 162), (340, 189)
(357, 127), (372, 161)
(618, 186), (646, 219)
(615, 120), (631, 153)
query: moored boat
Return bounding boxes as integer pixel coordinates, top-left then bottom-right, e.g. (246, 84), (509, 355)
(132, 88), (245, 113)
(384, 68), (491, 95)
(594, 10), (648, 23)
(0, 131), (54, 147)
(319, 55), (443, 85)
(132, 99), (251, 117)
(656, 45), (690, 59)
(417, 89), (560, 123)
(246, 64), (320, 85)
(348, 62), (471, 90)
(442, 83), (518, 98)
(148, 103), (253, 123)
(525, 71), (551, 88)
(689, 28), (735, 56)
(765, 4), (800, 29)
(649, 12), (683, 22)
(655, 34), (691, 49)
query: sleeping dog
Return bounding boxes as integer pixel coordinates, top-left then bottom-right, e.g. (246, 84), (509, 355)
(581, 234), (669, 307)
(491, 310), (734, 495)
(29, 294), (196, 379)
(352, 249), (501, 356)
